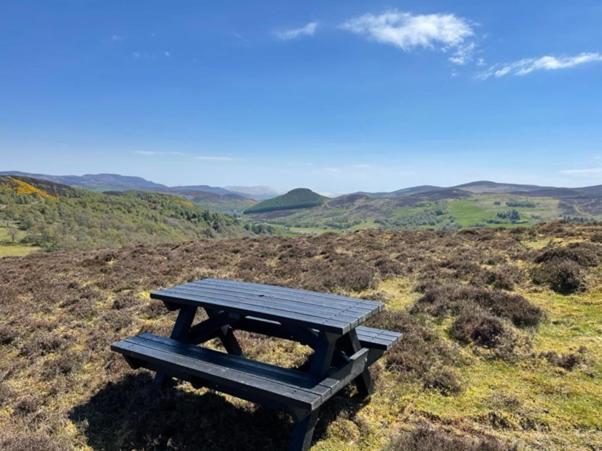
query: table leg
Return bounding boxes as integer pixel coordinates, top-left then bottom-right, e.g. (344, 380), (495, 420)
(207, 309), (243, 356)
(154, 305), (197, 389)
(289, 410), (319, 451)
(338, 329), (373, 397)
(309, 331), (337, 378)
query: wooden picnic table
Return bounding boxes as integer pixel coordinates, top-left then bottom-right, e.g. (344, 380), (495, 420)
(112, 278), (401, 450)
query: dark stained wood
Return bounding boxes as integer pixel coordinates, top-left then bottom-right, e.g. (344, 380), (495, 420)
(151, 278), (384, 335)
(112, 334), (368, 412)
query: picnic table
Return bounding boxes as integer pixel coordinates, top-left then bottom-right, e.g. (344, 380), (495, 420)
(112, 278), (401, 450)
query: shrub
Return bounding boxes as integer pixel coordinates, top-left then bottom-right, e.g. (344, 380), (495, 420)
(534, 243), (599, 267)
(0, 324), (18, 345)
(424, 368), (462, 395)
(531, 259), (586, 294)
(0, 431), (67, 451)
(414, 284), (543, 328)
(591, 233), (602, 243)
(367, 311), (458, 386)
(390, 422), (513, 451)
(483, 265), (523, 290)
(450, 310), (507, 348)
(542, 351), (583, 370)
(373, 257), (403, 277)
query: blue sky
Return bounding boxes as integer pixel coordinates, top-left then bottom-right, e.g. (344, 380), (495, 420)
(1, 1), (601, 194)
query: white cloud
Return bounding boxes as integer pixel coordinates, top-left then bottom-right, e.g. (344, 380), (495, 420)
(341, 10), (475, 64)
(479, 52), (602, 79)
(275, 22), (318, 41)
(194, 156), (236, 162)
(560, 167), (602, 176)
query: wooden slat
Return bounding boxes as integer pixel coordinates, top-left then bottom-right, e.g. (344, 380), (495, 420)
(356, 326), (401, 351)
(187, 282), (375, 316)
(153, 291), (350, 334)
(111, 334), (370, 413)
(163, 285), (368, 325)
(151, 278), (384, 334)
(112, 336), (320, 410)
(198, 279), (378, 311)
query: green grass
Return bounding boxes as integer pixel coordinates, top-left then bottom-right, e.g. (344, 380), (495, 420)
(0, 244), (40, 257)
(447, 199), (500, 227)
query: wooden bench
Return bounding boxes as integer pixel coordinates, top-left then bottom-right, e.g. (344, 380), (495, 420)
(112, 333), (369, 415)
(112, 278), (401, 450)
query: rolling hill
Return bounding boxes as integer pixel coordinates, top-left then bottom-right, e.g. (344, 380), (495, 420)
(225, 185), (280, 200)
(0, 176), (269, 253)
(244, 188), (329, 214)
(0, 171), (277, 214)
(244, 182), (602, 232)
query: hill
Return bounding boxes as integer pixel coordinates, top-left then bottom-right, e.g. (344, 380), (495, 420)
(245, 182), (602, 232)
(0, 176), (267, 252)
(225, 185), (279, 200)
(244, 188), (329, 214)
(0, 171), (168, 192)
(0, 171), (275, 214)
(0, 223), (600, 449)
(168, 189), (256, 215)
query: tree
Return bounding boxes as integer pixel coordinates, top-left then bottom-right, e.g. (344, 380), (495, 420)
(8, 226), (18, 243)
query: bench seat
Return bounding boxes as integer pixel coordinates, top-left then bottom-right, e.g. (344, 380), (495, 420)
(112, 333), (368, 416)
(356, 326), (401, 351)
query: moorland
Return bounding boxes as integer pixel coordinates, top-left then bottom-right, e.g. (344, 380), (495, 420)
(0, 221), (600, 450)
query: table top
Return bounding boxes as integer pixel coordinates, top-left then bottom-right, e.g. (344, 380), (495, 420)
(151, 278), (383, 335)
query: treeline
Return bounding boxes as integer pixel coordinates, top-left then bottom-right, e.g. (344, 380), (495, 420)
(0, 179), (266, 250)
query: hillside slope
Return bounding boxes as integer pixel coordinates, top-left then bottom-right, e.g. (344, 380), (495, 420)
(245, 188), (329, 214)
(247, 183), (602, 232)
(0, 223), (600, 450)
(0, 176), (261, 251)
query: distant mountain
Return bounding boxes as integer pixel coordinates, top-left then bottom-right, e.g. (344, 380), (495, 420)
(453, 180), (548, 194)
(0, 171), (167, 192)
(169, 185), (235, 196)
(168, 189), (256, 215)
(244, 188), (329, 214)
(225, 186), (279, 200)
(244, 181), (602, 232)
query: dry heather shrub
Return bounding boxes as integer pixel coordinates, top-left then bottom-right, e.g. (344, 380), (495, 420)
(534, 242), (600, 267)
(390, 422), (513, 451)
(414, 284), (543, 328)
(0, 323), (18, 345)
(366, 311), (459, 386)
(483, 265), (523, 291)
(450, 310), (508, 348)
(373, 256), (403, 277)
(19, 331), (69, 357)
(531, 259), (586, 294)
(0, 432), (67, 451)
(592, 233), (602, 243)
(542, 350), (584, 370)
(423, 367), (463, 396)
(0, 383), (14, 406)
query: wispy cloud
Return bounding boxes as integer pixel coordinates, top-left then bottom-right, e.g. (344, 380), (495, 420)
(194, 156), (236, 162)
(275, 22), (318, 41)
(479, 52), (602, 79)
(341, 10), (475, 65)
(560, 167), (602, 176)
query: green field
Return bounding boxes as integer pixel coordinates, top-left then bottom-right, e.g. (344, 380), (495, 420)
(0, 244), (40, 257)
